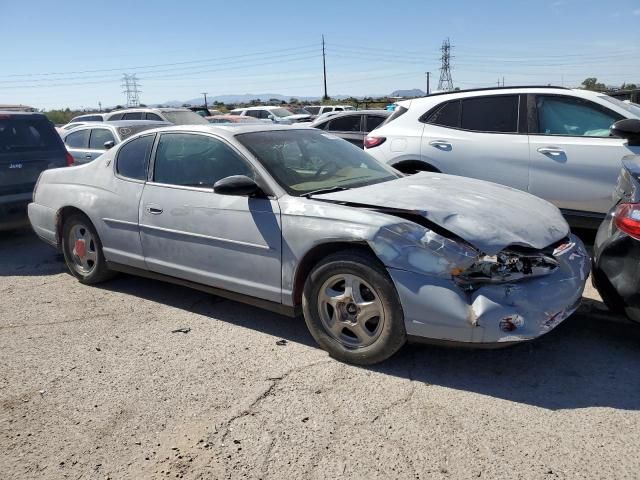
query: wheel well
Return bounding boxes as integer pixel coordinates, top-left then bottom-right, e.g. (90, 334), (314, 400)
(55, 206), (87, 245)
(392, 160), (440, 174)
(292, 242), (378, 305)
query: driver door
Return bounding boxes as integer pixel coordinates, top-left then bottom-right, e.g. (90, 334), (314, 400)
(139, 132), (282, 303)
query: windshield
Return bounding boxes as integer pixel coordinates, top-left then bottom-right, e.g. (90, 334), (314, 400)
(599, 95), (640, 118)
(270, 108), (294, 118)
(161, 110), (209, 125)
(236, 129), (399, 195)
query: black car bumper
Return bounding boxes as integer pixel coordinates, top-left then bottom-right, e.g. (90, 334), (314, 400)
(592, 213), (640, 312)
(0, 197), (31, 231)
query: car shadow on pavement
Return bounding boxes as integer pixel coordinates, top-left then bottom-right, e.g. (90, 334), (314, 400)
(102, 273), (640, 412)
(0, 228), (66, 276)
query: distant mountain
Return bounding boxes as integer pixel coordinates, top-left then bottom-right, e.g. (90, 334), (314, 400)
(390, 89), (425, 98)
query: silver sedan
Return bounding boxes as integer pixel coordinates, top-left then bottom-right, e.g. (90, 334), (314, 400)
(28, 124), (589, 364)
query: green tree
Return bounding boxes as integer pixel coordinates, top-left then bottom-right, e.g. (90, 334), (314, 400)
(581, 77), (607, 91)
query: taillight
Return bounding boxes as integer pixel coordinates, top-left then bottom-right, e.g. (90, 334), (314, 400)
(65, 151), (74, 166)
(614, 202), (640, 239)
(364, 136), (386, 148)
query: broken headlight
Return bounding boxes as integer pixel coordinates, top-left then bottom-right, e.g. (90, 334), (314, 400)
(455, 248), (559, 286)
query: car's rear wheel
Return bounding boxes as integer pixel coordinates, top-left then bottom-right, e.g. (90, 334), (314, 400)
(302, 250), (406, 365)
(62, 213), (114, 284)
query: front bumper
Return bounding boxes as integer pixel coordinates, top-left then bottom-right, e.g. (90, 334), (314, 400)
(388, 234), (590, 345)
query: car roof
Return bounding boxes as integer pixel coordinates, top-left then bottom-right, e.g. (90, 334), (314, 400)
(103, 120), (170, 127)
(0, 110), (47, 117)
(108, 107), (191, 114)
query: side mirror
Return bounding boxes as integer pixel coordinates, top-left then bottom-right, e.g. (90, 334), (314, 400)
(104, 140), (115, 150)
(213, 175), (262, 196)
(611, 119), (640, 147)
(267, 114), (275, 121)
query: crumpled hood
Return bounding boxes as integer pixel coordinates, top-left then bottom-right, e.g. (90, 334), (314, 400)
(314, 172), (569, 255)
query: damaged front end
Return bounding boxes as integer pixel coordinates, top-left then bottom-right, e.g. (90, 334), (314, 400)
(370, 216), (590, 345)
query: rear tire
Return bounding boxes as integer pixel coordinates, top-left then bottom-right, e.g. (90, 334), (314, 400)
(61, 213), (114, 284)
(302, 250), (406, 365)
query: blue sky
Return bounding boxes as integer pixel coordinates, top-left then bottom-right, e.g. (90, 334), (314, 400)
(2, 0), (639, 109)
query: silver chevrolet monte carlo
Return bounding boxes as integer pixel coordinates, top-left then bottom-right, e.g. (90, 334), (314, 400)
(28, 124), (590, 364)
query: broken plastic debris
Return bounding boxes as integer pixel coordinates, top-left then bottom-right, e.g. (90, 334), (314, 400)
(171, 327), (191, 334)
(275, 339), (288, 346)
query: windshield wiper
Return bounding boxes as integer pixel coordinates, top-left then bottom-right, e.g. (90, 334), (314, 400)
(302, 186), (350, 198)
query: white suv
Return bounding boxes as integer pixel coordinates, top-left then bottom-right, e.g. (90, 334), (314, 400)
(365, 86), (640, 226)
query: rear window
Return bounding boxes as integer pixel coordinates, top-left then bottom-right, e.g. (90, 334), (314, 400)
(117, 124), (164, 141)
(160, 111), (209, 125)
(0, 116), (62, 153)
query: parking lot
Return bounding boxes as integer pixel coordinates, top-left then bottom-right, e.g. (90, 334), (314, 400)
(0, 228), (638, 479)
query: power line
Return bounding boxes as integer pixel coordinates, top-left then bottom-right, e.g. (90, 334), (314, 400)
(437, 38), (454, 91)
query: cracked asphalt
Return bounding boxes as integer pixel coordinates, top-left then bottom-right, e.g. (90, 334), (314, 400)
(1, 228), (640, 479)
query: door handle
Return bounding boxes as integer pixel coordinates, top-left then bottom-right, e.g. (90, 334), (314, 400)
(537, 146), (565, 156)
(84, 154), (92, 158)
(146, 206), (163, 215)
(429, 140), (452, 149)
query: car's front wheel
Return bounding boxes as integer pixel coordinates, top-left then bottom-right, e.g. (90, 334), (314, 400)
(61, 212), (114, 284)
(302, 250), (406, 365)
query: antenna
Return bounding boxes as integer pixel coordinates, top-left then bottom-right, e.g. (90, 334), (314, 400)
(121, 74), (141, 107)
(437, 38), (454, 91)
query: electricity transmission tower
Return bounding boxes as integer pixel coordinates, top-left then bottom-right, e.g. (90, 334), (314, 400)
(121, 74), (141, 107)
(437, 38), (454, 91)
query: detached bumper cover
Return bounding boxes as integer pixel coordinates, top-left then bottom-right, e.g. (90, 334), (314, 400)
(388, 234), (590, 344)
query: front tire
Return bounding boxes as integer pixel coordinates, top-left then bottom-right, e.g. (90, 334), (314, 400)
(61, 213), (114, 284)
(302, 250), (406, 365)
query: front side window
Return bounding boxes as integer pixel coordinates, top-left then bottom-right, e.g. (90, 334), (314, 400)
(65, 129), (90, 148)
(305, 106), (320, 115)
(107, 113), (124, 121)
(237, 129), (399, 195)
(145, 113), (163, 121)
(245, 110), (261, 118)
(116, 134), (155, 180)
(320, 106), (333, 114)
(89, 129), (116, 150)
(460, 95), (518, 133)
(537, 95), (623, 137)
(328, 115), (361, 132)
(269, 108), (293, 118)
(153, 133), (254, 188)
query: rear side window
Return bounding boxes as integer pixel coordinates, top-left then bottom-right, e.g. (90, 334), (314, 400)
(460, 96), (519, 133)
(366, 115), (387, 132)
(116, 134), (155, 180)
(145, 113), (163, 121)
(89, 129), (116, 149)
(305, 106), (320, 115)
(123, 112), (143, 120)
(65, 129), (90, 148)
(0, 116), (62, 152)
(328, 115), (361, 132)
(427, 100), (460, 128)
(107, 113), (124, 121)
(320, 106), (333, 114)
(379, 105), (408, 128)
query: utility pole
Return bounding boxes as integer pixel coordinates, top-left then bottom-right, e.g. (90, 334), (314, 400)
(98, 101), (102, 112)
(201, 92), (208, 109)
(437, 38), (454, 91)
(322, 35), (329, 100)
(425, 71), (431, 95)
(502, 76), (505, 87)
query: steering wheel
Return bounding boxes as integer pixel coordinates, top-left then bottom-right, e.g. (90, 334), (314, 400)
(313, 160), (340, 179)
